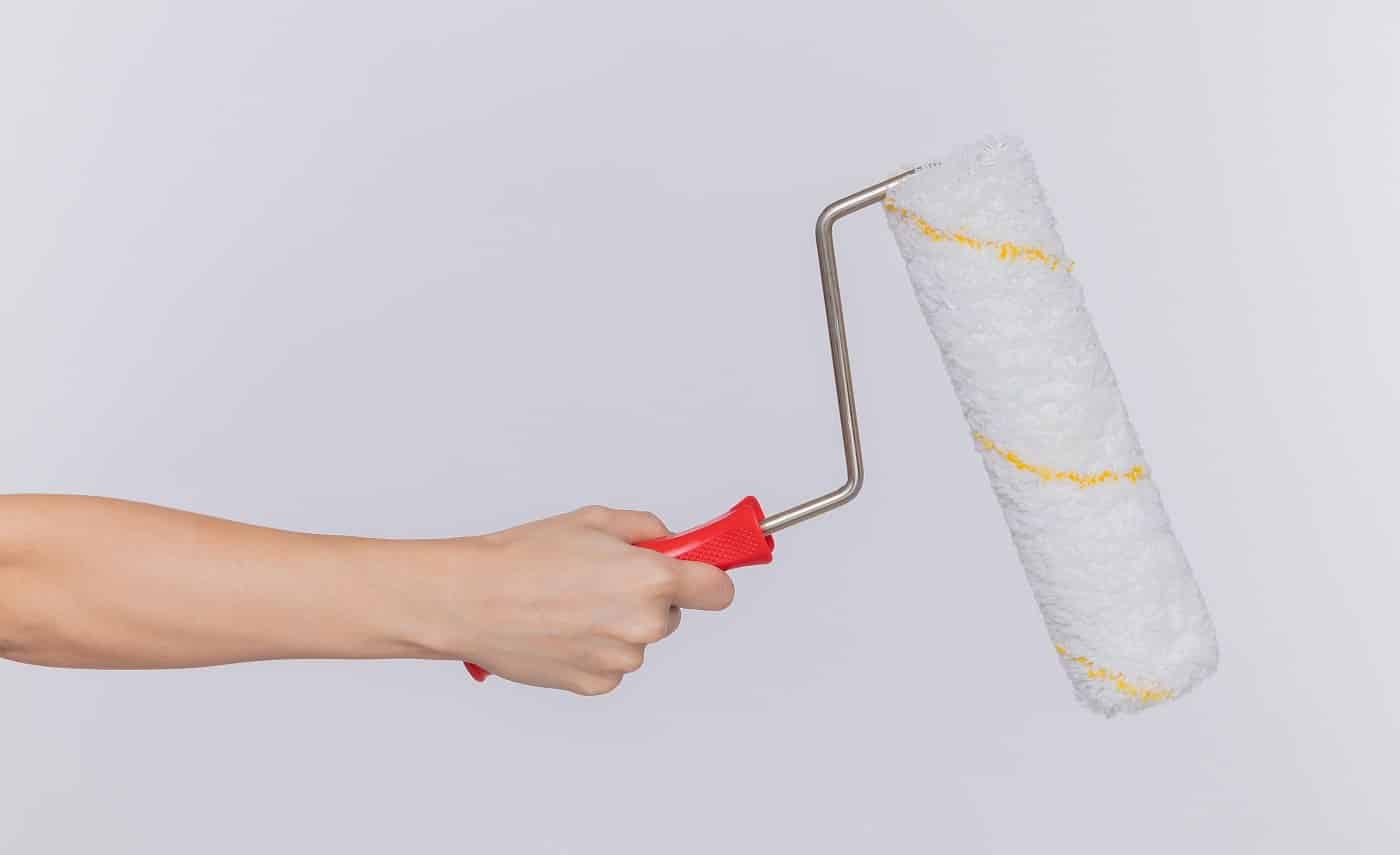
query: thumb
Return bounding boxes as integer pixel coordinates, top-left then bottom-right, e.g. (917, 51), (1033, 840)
(576, 506), (670, 543)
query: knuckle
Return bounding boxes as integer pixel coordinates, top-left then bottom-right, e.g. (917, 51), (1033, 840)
(641, 559), (677, 594)
(631, 614), (670, 643)
(617, 647), (645, 673)
(571, 674), (622, 696)
(576, 504), (611, 523)
(568, 676), (598, 695)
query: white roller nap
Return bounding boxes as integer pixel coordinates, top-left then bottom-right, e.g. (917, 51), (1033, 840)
(884, 137), (1217, 715)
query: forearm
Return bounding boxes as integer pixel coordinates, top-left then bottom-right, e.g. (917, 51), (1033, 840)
(0, 495), (456, 668)
(0, 496), (735, 694)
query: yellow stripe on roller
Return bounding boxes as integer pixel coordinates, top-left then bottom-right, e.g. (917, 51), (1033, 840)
(883, 198), (1075, 272)
(1055, 644), (1173, 704)
(973, 433), (1145, 488)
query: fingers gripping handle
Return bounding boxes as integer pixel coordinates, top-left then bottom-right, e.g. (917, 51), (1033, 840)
(463, 496), (774, 681)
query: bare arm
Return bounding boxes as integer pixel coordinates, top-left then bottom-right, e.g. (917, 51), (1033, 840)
(0, 495), (734, 694)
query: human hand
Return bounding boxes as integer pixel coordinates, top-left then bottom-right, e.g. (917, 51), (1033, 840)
(439, 506), (736, 694)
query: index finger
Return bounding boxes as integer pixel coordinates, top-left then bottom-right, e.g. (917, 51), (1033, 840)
(665, 559), (737, 612)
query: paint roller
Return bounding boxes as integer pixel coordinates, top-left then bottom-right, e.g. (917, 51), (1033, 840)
(469, 136), (1218, 716)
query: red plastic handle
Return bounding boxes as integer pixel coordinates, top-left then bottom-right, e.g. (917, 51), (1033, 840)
(463, 496), (774, 681)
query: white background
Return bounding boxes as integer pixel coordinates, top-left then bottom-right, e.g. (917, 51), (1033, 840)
(3, 2), (1397, 851)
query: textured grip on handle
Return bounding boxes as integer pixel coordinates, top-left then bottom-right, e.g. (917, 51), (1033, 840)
(463, 496), (773, 681)
(632, 495), (774, 568)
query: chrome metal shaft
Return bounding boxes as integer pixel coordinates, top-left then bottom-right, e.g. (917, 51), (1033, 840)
(759, 170), (913, 535)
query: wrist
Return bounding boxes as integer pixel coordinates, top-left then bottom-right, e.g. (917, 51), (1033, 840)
(355, 535), (497, 662)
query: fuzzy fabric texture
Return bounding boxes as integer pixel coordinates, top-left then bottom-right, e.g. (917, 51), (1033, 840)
(884, 137), (1217, 715)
